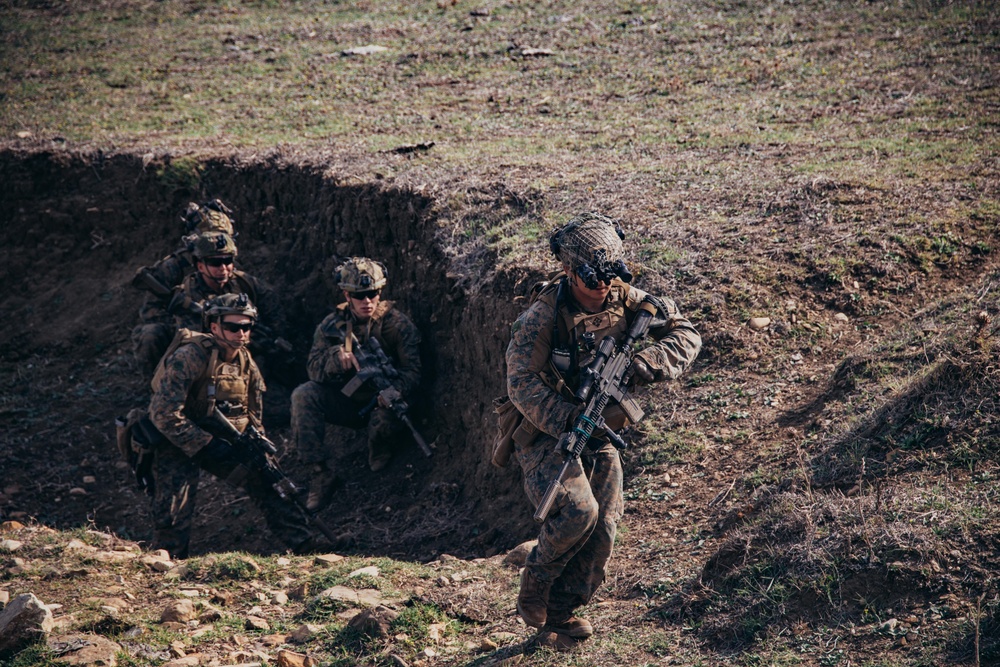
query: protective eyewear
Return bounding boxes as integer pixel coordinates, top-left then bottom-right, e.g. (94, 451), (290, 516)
(221, 321), (254, 333)
(205, 256), (235, 267)
(350, 289), (381, 301)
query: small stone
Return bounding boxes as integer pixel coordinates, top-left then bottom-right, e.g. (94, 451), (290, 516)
(246, 615), (270, 631)
(288, 582), (309, 600)
(0, 590), (9, 607)
(349, 566), (380, 579)
(1, 521), (25, 531)
(271, 591), (289, 605)
(348, 606), (399, 638)
(82, 476), (97, 484)
(313, 554), (344, 566)
(262, 633), (287, 646)
(162, 657), (202, 667)
(427, 622), (446, 643)
(478, 637), (498, 652)
(503, 541), (536, 568)
(288, 623), (322, 643)
(161, 599), (197, 624)
(879, 618), (899, 634)
(341, 45), (389, 56)
(435, 576), (451, 587)
(748, 317), (771, 331)
(0, 540), (23, 552)
(276, 557), (291, 566)
(0, 593), (54, 655)
(46, 632), (122, 666)
(834, 312), (849, 322)
(276, 649), (318, 667)
(69, 487), (88, 496)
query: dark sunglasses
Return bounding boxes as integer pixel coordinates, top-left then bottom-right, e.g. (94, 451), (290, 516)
(221, 321), (254, 333)
(350, 289), (381, 300)
(204, 256), (235, 267)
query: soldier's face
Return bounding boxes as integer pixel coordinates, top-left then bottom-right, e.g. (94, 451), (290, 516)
(565, 264), (611, 307)
(345, 289), (380, 321)
(212, 315), (253, 349)
(198, 255), (235, 287)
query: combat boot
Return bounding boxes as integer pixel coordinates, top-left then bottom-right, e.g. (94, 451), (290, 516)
(527, 630), (580, 653)
(543, 613), (594, 639)
(516, 568), (551, 628)
(305, 463), (340, 512)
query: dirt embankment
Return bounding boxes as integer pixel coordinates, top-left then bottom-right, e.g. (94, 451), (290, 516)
(0, 148), (539, 560)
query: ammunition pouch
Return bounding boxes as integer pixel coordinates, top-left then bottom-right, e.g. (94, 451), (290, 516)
(114, 409), (164, 496)
(491, 395), (523, 468)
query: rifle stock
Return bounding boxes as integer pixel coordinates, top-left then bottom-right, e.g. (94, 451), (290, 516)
(533, 301), (657, 523)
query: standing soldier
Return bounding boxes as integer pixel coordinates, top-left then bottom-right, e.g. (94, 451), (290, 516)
(131, 200), (236, 374)
(291, 258), (422, 511)
(505, 213), (701, 649)
(143, 293), (325, 558)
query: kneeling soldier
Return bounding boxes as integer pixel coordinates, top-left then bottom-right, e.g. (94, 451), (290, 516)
(292, 258), (422, 511)
(145, 293), (322, 558)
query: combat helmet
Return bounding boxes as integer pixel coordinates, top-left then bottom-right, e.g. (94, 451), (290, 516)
(183, 199), (236, 236)
(203, 292), (258, 323)
(335, 257), (388, 293)
(193, 232), (238, 260)
(549, 212), (633, 288)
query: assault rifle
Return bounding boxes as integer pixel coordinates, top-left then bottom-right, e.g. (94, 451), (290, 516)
(341, 338), (433, 458)
(133, 267), (176, 300)
(209, 406), (342, 544)
(533, 298), (658, 523)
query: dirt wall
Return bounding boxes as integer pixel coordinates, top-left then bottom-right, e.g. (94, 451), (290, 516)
(0, 148), (537, 558)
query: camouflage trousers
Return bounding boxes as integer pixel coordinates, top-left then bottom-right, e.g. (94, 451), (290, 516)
(516, 435), (624, 616)
(151, 440), (313, 559)
(291, 380), (403, 467)
(131, 322), (174, 376)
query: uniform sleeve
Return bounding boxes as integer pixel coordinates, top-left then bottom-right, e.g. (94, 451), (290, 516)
(247, 355), (266, 430)
(505, 301), (579, 439)
(381, 310), (422, 397)
(170, 277), (204, 332)
(306, 314), (348, 384)
(149, 344), (213, 456)
(636, 295), (702, 381)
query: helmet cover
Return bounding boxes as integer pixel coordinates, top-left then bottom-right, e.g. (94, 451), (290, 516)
(334, 257), (388, 292)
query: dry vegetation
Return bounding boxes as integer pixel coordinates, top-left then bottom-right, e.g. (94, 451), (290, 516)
(2, 0), (1000, 665)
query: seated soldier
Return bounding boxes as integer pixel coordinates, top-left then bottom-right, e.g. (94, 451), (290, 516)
(143, 293), (325, 558)
(291, 258), (422, 511)
(131, 199), (236, 375)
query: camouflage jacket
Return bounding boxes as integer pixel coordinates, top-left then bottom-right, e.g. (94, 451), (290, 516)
(506, 276), (702, 439)
(307, 300), (422, 398)
(133, 238), (198, 324)
(149, 336), (265, 457)
(171, 270), (286, 338)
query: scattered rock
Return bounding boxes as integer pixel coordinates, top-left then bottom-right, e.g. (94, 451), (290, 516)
(141, 554), (174, 572)
(316, 586), (384, 608)
(47, 632), (122, 666)
(435, 576), (451, 587)
(748, 317), (771, 331)
(427, 622), (447, 643)
(0, 591), (8, 608)
(313, 554), (344, 567)
(348, 606), (399, 638)
(277, 649), (317, 667)
(161, 657), (202, 667)
(521, 48), (554, 57)
(246, 616), (270, 631)
(288, 582), (309, 600)
(349, 566), (380, 579)
(271, 591), (289, 605)
(0, 592), (54, 656)
(0, 540), (23, 552)
(262, 633), (287, 646)
(66, 539), (97, 552)
(503, 541), (536, 568)
(0, 522), (25, 531)
(879, 618), (899, 634)
(197, 607), (222, 623)
(834, 312), (849, 322)
(289, 623), (322, 643)
(478, 637), (498, 652)
(160, 599), (197, 624)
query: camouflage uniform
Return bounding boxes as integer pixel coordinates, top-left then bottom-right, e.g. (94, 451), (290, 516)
(147, 329), (313, 559)
(131, 201), (237, 375)
(172, 269), (285, 339)
(506, 213), (701, 632)
(292, 299), (422, 471)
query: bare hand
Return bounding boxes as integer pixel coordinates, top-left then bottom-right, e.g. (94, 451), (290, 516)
(336, 346), (360, 372)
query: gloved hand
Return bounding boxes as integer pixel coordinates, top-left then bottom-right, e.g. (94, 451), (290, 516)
(630, 358), (656, 385)
(196, 437), (255, 486)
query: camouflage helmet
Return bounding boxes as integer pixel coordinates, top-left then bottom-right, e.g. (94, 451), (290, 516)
(549, 212), (632, 287)
(203, 292), (258, 322)
(334, 257), (388, 293)
(183, 199), (235, 236)
(193, 232), (238, 260)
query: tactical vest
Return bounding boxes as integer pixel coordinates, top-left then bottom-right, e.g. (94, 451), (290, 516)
(529, 275), (647, 400)
(325, 300), (395, 352)
(151, 329), (254, 433)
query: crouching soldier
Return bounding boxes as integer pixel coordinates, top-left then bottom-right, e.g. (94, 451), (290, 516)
(292, 258), (422, 511)
(145, 293), (324, 558)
